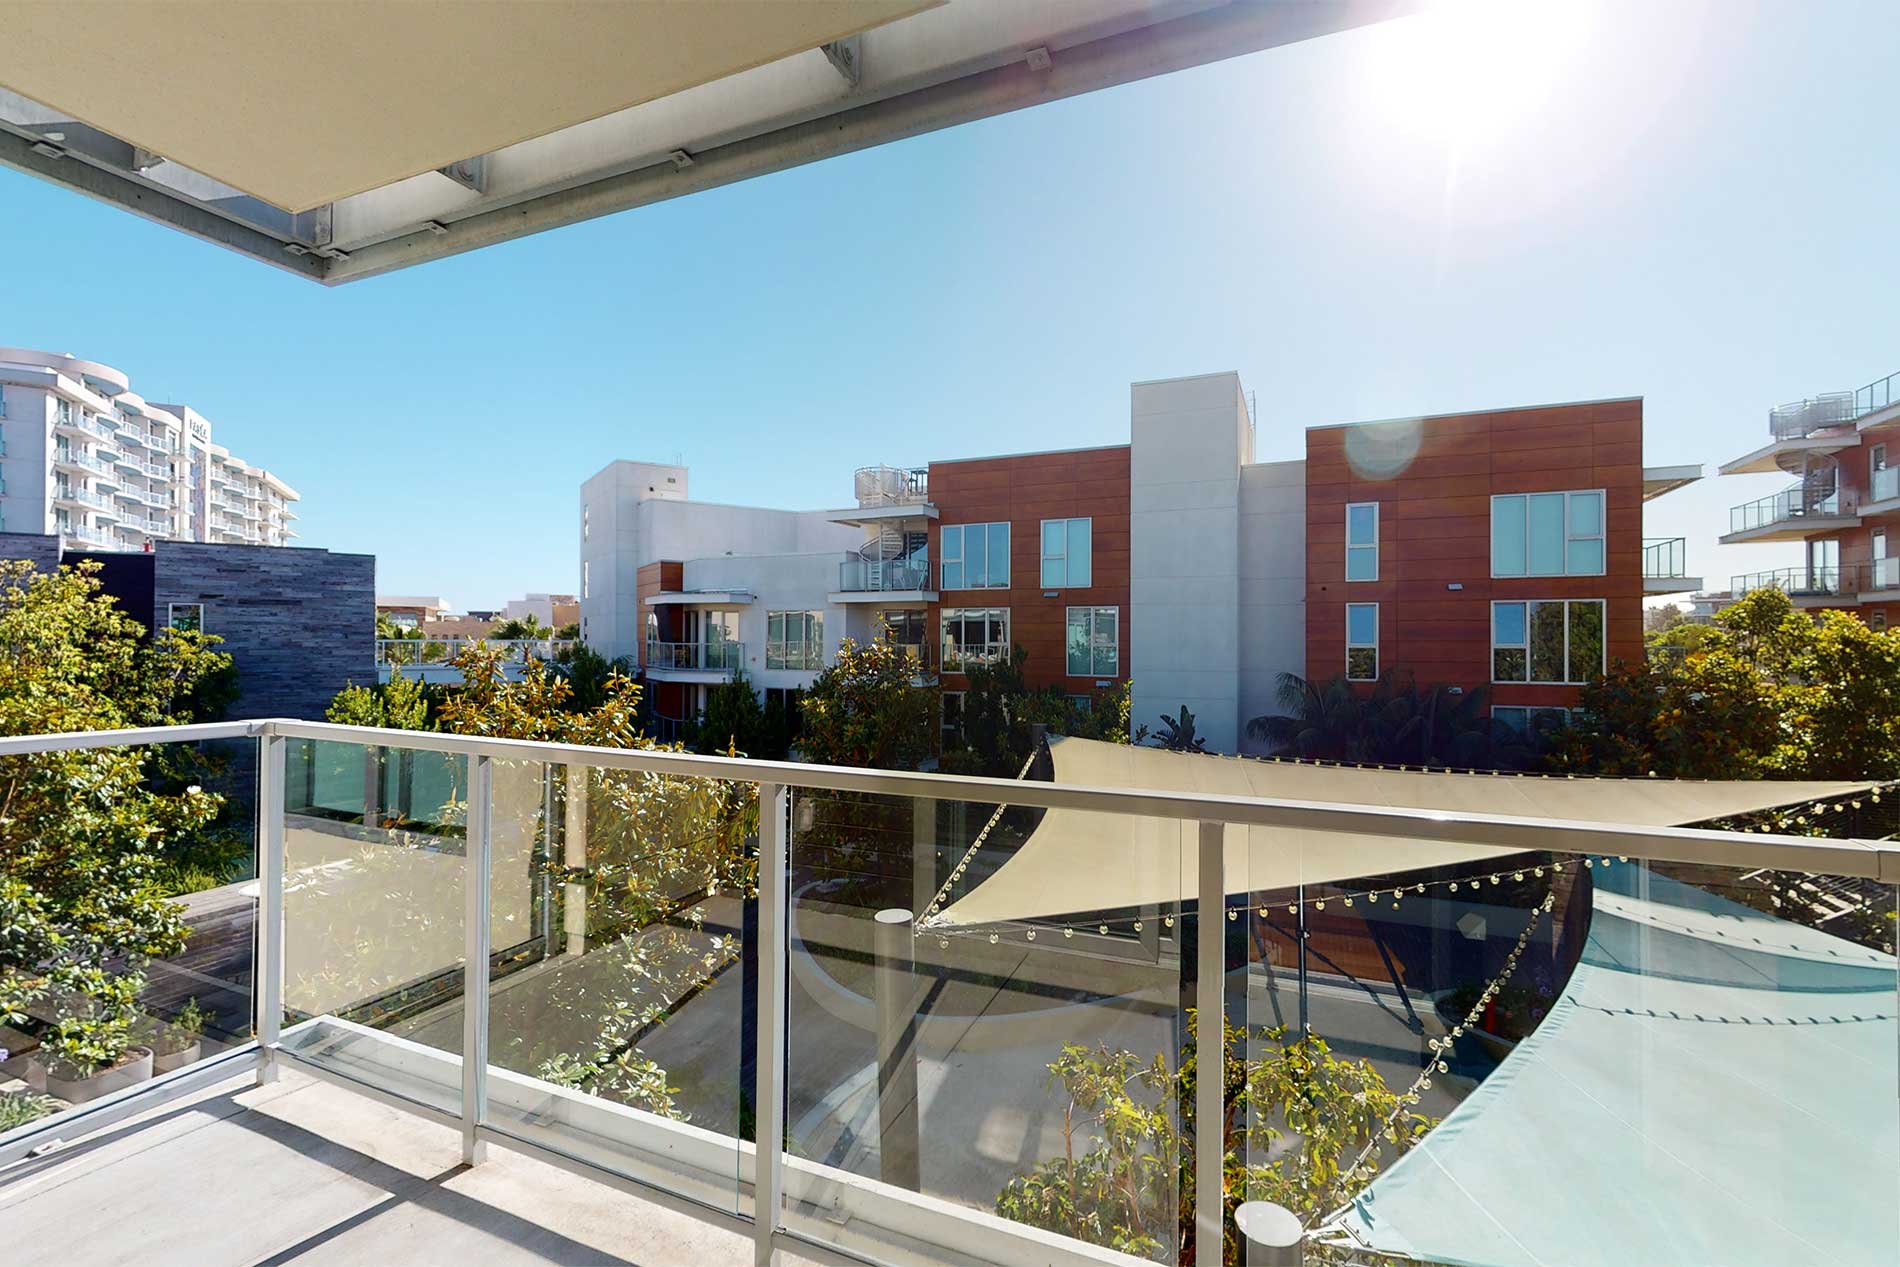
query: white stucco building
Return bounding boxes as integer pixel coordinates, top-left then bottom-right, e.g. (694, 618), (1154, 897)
(0, 348), (298, 551)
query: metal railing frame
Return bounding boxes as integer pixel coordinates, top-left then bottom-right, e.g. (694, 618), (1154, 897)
(0, 717), (1892, 1265)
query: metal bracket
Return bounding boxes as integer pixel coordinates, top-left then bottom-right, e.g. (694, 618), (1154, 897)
(822, 36), (863, 89)
(436, 154), (488, 193)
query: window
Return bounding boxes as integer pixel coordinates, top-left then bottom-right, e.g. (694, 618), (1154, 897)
(1871, 610), (1889, 632)
(168, 603), (204, 634)
(0, 384), (7, 418)
(1040, 518), (1093, 587)
(942, 691), (966, 740)
(1346, 602), (1378, 680)
(581, 559), (589, 599)
(765, 687), (806, 740)
(1065, 606), (1119, 676)
(1809, 537), (1839, 589)
(1345, 502), (1379, 581)
(941, 522), (1010, 589)
(941, 607), (1010, 669)
(767, 610), (825, 669)
(1873, 444), (1887, 480)
(1493, 706), (1571, 735)
(1491, 491), (1605, 577)
(582, 505), (589, 541)
(1492, 600), (1604, 684)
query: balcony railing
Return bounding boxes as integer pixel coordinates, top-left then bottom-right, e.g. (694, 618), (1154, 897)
(1768, 392), (1856, 439)
(1856, 367), (1900, 418)
(376, 637), (576, 667)
(646, 638), (742, 672)
(853, 464), (930, 507)
(1641, 536), (1687, 579)
(1731, 566), (1848, 598)
(1729, 483), (1848, 533)
(839, 556), (930, 592)
(0, 720), (1892, 1267)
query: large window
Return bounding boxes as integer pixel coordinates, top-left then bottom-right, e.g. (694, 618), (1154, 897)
(1493, 705), (1571, 735)
(1065, 606), (1118, 676)
(1491, 491), (1605, 577)
(941, 607), (1010, 669)
(168, 603), (204, 634)
(1040, 517), (1093, 587)
(1346, 602), (1378, 680)
(1492, 599), (1604, 684)
(767, 610), (825, 670)
(941, 522), (1010, 590)
(1346, 502), (1379, 581)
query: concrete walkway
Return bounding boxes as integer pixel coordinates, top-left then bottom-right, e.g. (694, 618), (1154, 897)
(0, 1070), (830, 1267)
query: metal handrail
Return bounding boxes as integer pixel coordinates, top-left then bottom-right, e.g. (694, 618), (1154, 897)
(646, 639), (743, 671)
(1856, 369), (1900, 418)
(1729, 483), (1849, 532)
(1640, 537), (1687, 579)
(1768, 392), (1855, 439)
(377, 637), (576, 665)
(1731, 566), (1852, 597)
(838, 556), (930, 592)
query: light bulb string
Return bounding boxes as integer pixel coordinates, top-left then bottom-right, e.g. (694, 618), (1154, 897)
(914, 747), (1039, 929)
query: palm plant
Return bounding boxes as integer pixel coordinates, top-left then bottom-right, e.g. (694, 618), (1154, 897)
(1246, 671), (1536, 770)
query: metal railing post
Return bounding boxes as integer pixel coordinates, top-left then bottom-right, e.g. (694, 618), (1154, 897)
(461, 753), (494, 1165)
(753, 783), (789, 1267)
(255, 731), (285, 1085)
(1194, 819), (1226, 1267)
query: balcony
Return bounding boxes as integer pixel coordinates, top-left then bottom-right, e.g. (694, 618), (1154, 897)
(1721, 482), (1858, 544)
(645, 638), (742, 681)
(833, 556), (936, 603)
(1639, 536), (1700, 594)
(1731, 565), (1850, 603)
(1768, 391), (1857, 440)
(0, 721), (1892, 1267)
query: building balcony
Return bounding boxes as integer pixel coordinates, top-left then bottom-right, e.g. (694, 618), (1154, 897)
(1731, 565), (1852, 604)
(53, 449), (112, 479)
(831, 557), (936, 603)
(1767, 391), (1857, 440)
(1721, 483), (1858, 544)
(0, 721), (1892, 1267)
(1640, 536), (1700, 594)
(645, 639), (742, 681)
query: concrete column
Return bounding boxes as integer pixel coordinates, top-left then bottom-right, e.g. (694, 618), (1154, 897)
(1235, 1201), (1303, 1266)
(872, 907), (921, 1190)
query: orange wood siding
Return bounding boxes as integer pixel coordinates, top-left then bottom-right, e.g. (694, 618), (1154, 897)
(1306, 400), (1645, 708)
(926, 446), (1132, 692)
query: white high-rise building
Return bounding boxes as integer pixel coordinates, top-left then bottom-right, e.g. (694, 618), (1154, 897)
(0, 348), (298, 551)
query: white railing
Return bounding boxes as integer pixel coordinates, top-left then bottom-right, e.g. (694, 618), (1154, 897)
(646, 638), (743, 672)
(376, 637), (575, 667)
(0, 719), (1891, 1267)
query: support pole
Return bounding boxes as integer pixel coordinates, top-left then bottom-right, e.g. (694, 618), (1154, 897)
(1235, 1201), (1304, 1266)
(872, 907), (922, 1191)
(910, 795), (937, 919)
(255, 733), (285, 1085)
(563, 763), (589, 956)
(753, 783), (788, 1267)
(461, 753), (493, 1165)
(1194, 820), (1226, 1267)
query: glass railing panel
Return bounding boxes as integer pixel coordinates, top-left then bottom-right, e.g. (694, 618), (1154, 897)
(482, 758), (758, 1217)
(0, 736), (257, 1134)
(276, 736), (470, 1114)
(1874, 465), (1900, 504)
(1269, 835), (1896, 1267)
(783, 787), (1193, 1265)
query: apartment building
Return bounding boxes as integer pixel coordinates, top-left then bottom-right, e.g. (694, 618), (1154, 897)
(0, 348), (299, 553)
(580, 375), (1698, 752)
(1718, 366), (1900, 626)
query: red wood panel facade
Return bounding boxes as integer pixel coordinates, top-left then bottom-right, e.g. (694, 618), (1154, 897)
(926, 446), (1132, 693)
(636, 560), (686, 718)
(1305, 400), (1646, 708)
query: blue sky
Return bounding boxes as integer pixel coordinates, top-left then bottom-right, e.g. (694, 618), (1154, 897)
(3, 0), (1896, 609)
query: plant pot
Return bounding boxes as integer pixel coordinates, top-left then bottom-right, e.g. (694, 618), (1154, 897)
(36, 1046), (153, 1104)
(151, 1041), (201, 1075)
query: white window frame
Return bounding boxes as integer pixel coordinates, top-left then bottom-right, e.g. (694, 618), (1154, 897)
(941, 607), (1010, 670)
(168, 602), (205, 634)
(1345, 602), (1378, 681)
(1491, 490), (1606, 578)
(1040, 517), (1093, 588)
(940, 522), (1011, 590)
(1064, 605), (1119, 677)
(767, 610), (825, 671)
(1490, 599), (1606, 685)
(1492, 705), (1572, 735)
(1345, 502), (1379, 582)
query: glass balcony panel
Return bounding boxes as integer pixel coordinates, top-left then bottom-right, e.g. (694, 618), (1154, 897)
(482, 759), (756, 1217)
(277, 737), (471, 1115)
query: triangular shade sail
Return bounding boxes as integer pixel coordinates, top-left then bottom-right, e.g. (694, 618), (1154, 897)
(928, 737), (1874, 928)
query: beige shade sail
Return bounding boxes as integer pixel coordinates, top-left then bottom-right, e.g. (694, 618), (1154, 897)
(927, 737), (1873, 928)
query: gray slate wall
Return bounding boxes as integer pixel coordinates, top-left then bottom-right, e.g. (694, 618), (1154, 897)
(0, 531), (63, 576)
(153, 541), (375, 721)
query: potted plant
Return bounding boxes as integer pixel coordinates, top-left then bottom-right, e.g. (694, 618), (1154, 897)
(149, 998), (208, 1074)
(32, 1013), (152, 1104)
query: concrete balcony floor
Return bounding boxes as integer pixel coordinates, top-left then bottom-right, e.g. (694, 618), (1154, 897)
(0, 1069), (830, 1267)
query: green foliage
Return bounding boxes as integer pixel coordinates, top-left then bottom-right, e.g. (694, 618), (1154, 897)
(799, 637), (934, 770)
(1557, 587), (1900, 780)
(555, 621), (580, 640)
(491, 615), (550, 641)
(149, 996), (208, 1056)
(942, 646), (1135, 776)
(325, 669), (433, 731)
(0, 1089), (60, 1132)
(0, 560), (227, 1067)
(695, 672), (769, 756)
(1152, 706), (1208, 754)
(1247, 672), (1537, 770)
(375, 613), (420, 641)
(550, 644), (633, 714)
(995, 1012), (1430, 1264)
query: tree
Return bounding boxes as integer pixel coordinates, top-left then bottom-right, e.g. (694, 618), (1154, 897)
(325, 669), (432, 730)
(695, 672), (769, 757)
(1247, 672), (1535, 770)
(1555, 587), (1900, 780)
(555, 621), (580, 640)
(995, 1012), (1430, 1265)
(943, 645), (1135, 776)
(1152, 706), (1209, 753)
(799, 637), (935, 770)
(491, 614), (551, 642)
(0, 560), (229, 1083)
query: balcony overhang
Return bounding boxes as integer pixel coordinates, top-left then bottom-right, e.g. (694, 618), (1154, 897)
(1859, 495), (1900, 520)
(828, 589), (937, 605)
(1717, 434), (1853, 476)
(1858, 400), (1900, 434)
(643, 665), (738, 685)
(1644, 576), (1703, 595)
(823, 503), (939, 528)
(1719, 514), (1857, 546)
(0, 1), (1413, 284)
(644, 591), (754, 607)
(1640, 464), (1703, 501)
